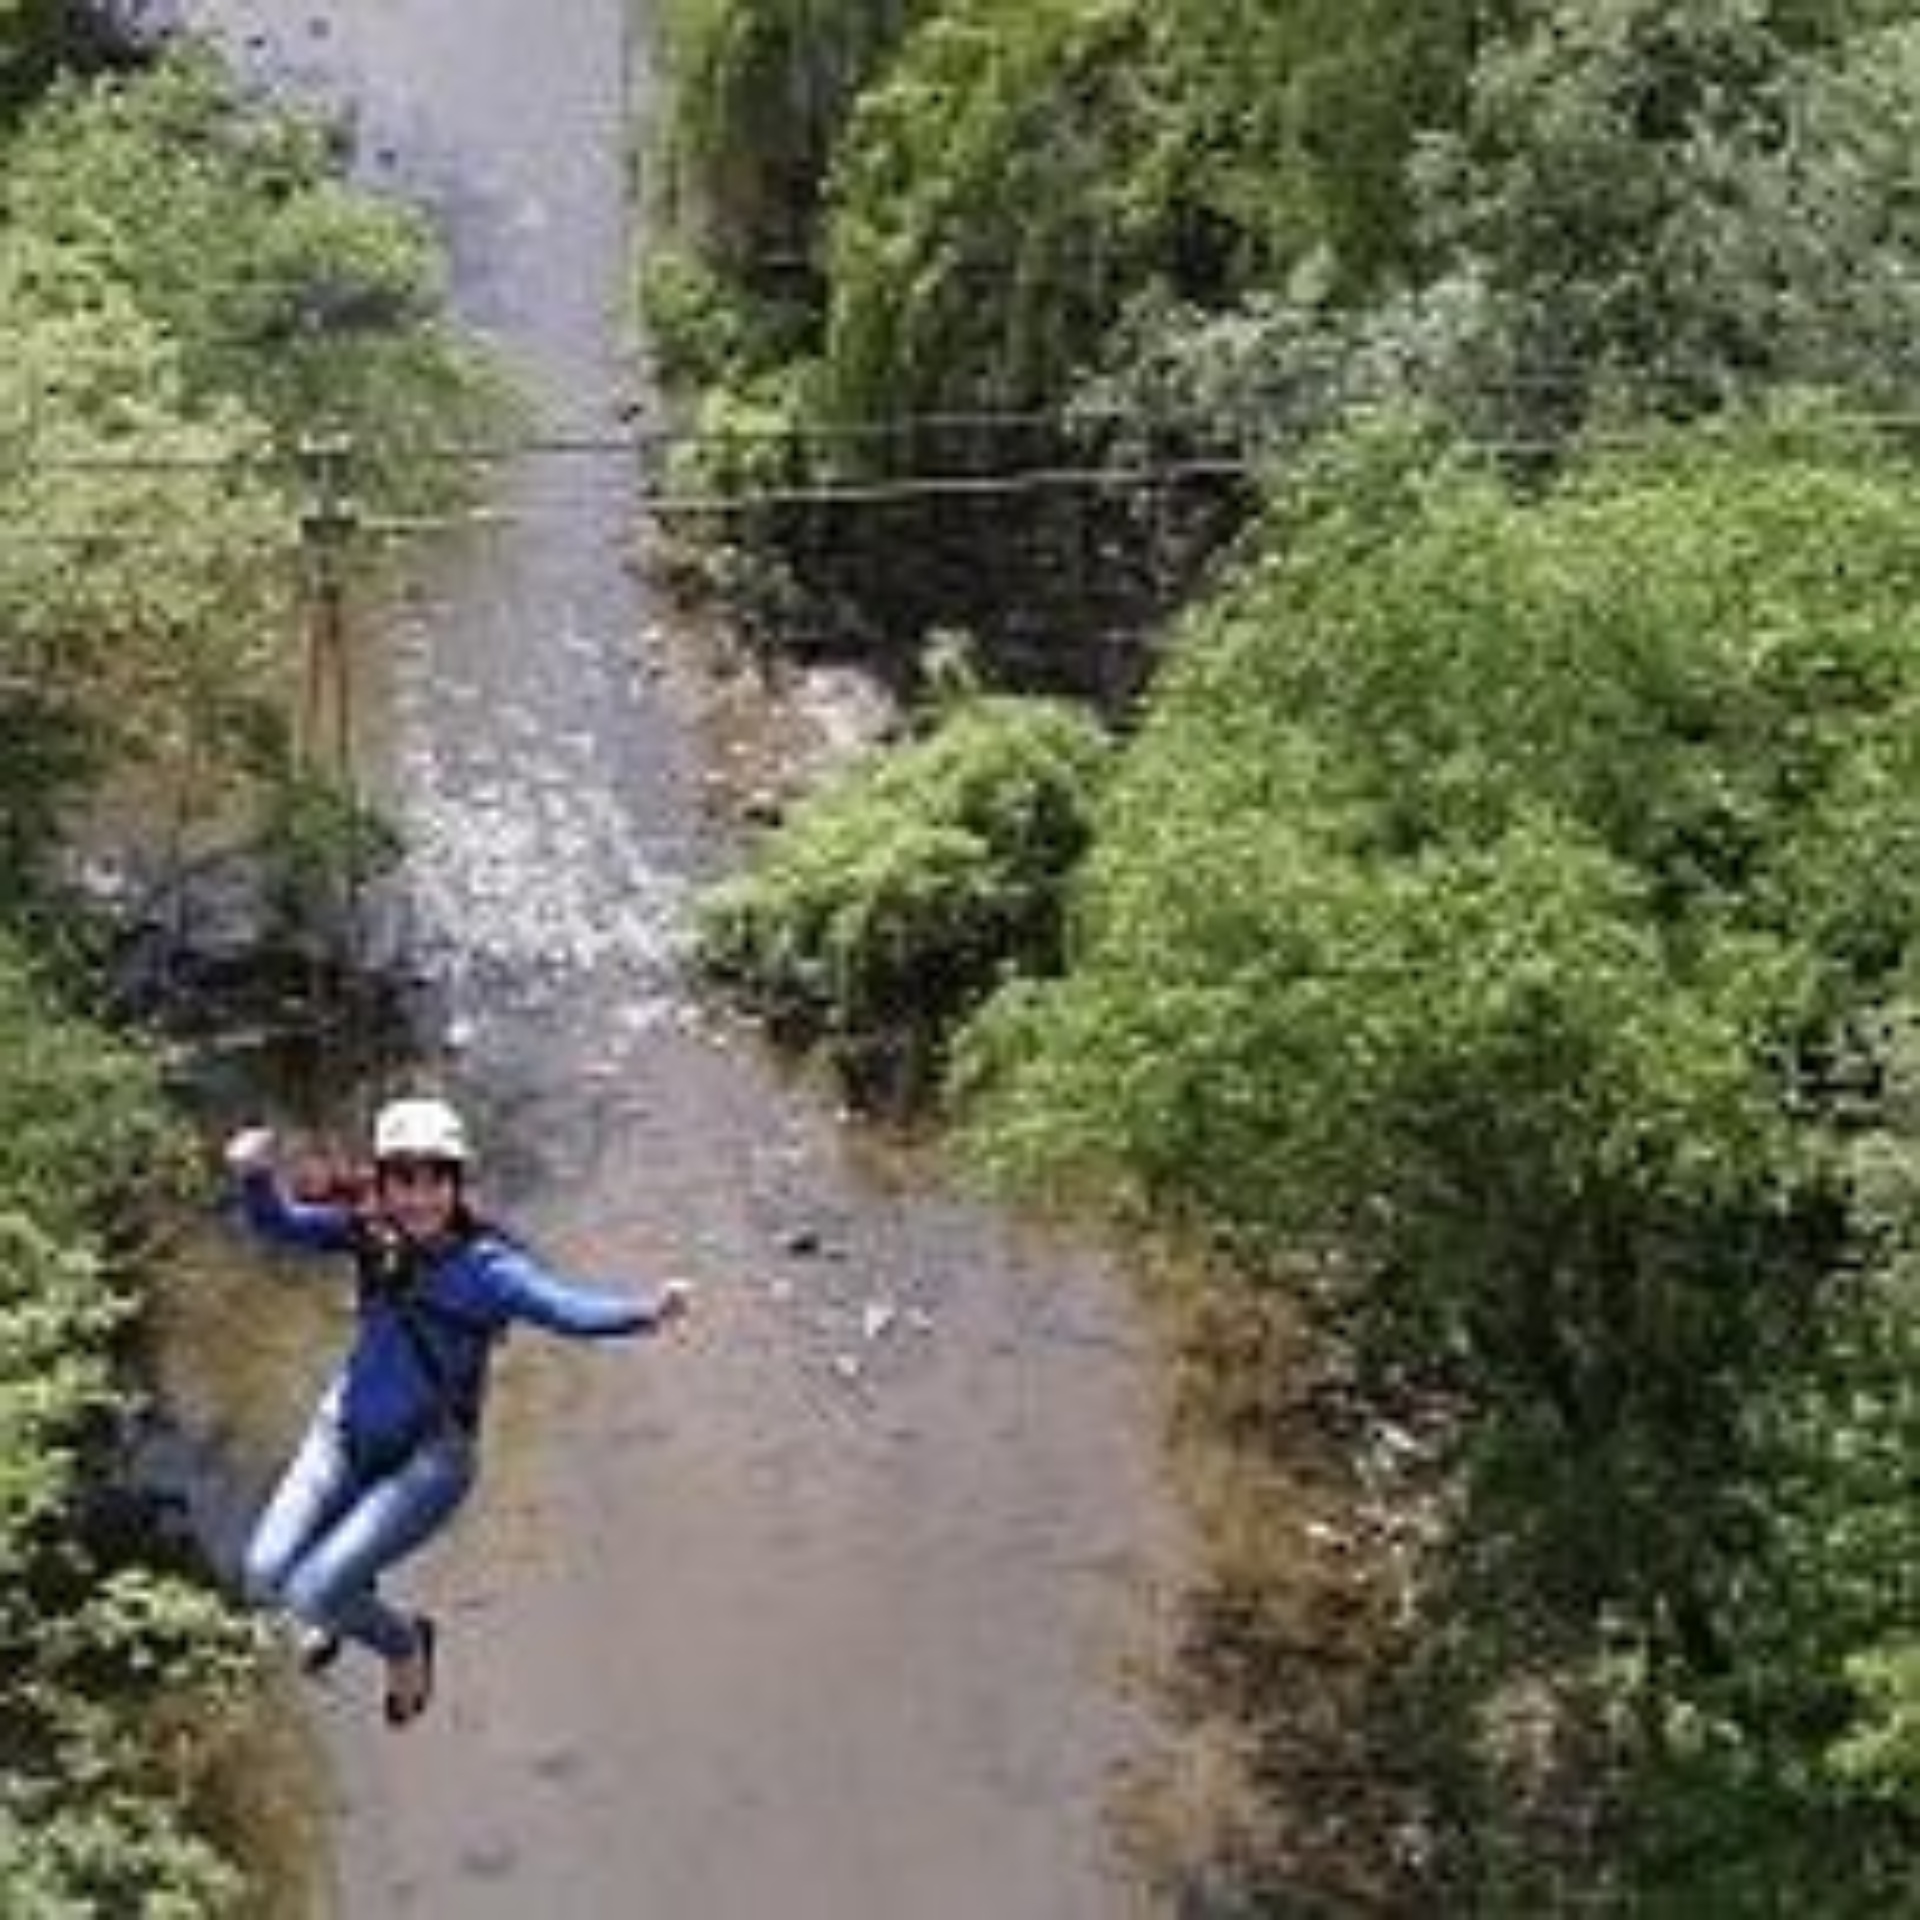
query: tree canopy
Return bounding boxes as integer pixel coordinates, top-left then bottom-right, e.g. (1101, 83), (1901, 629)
(954, 414), (1920, 1906)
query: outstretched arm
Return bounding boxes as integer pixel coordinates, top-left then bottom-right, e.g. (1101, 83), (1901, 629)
(225, 1127), (357, 1256)
(480, 1241), (692, 1339)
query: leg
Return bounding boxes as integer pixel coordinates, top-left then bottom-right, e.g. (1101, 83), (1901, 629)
(279, 1435), (475, 1662)
(242, 1394), (359, 1613)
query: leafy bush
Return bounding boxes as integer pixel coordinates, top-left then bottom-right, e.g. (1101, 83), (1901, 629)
(664, 0), (1493, 452)
(959, 411), (1920, 1904)
(819, 0), (1166, 430)
(0, 47), (507, 914)
(697, 693), (1108, 1099)
(0, 1), (107, 123)
(666, 362), (816, 502)
(0, 936), (259, 1917)
(254, 758), (402, 961)
(640, 244), (809, 388)
(648, 0), (1501, 681)
(661, 0), (931, 278)
(2, 48), (502, 498)
(0, 229), (295, 790)
(1331, 1), (1920, 446)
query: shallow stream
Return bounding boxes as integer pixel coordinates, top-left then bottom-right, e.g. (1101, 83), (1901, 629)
(160, 5), (1175, 1914)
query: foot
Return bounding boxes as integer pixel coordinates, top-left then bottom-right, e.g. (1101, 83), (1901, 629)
(295, 1624), (342, 1675)
(383, 1614), (437, 1728)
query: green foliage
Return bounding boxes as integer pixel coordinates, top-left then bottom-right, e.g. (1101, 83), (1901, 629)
(667, 360), (815, 500)
(652, 0), (1920, 666)
(1065, 2), (1920, 473)
(640, 244), (810, 388)
(819, 0), (1168, 428)
(0, 2), (95, 123)
(1388, 1), (1920, 434)
(967, 413), (1920, 1225)
(663, 0), (1495, 450)
(960, 413), (1920, 1900)
(0, 691), (101, 905)
(0, 935), (258, 1917)
(1608, 1012), (1920, 1909)
(649, 0), (1920, 1897)
(0, 228), (296, 791)
(662, 0), (929, 277)
(0, 1793), (244, 1920)
(649, 0), (1507, 679)
(0, 938), (176, 1234)
(697, 694), (1108, 1096)
(1142, 0), (1500, 298)
(0, 43), (494, 913)
(0, 1211), (122, 1543)
(1834, 1645), (1920, 1800)
(1772, 1023), (1920, 1823)
(2, 48), (501, 497)
(0, 49), (502, 907)
(0, 222), (293, 922)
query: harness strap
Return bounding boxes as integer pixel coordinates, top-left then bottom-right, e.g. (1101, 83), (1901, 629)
(387, 1294), (483, 1435)
(352, 1227), (493, 1436)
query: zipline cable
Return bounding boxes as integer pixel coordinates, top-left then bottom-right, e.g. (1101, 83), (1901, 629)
(0, 451), (1265, 557)
(7, 388), (1917, 494)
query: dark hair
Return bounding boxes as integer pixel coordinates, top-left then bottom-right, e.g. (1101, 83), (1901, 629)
(350, 1199), (489, 1300)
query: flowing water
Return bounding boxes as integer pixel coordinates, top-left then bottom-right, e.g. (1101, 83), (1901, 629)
(163, 3), (1176, 1916)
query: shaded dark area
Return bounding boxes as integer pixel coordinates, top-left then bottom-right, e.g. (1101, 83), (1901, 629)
(0, 1), (169, 117)
(0, 695), (106, 907)
(660, 420), (1252, 708)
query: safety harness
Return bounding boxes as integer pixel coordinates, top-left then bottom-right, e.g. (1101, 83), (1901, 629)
(350, 1221), (495, 1443)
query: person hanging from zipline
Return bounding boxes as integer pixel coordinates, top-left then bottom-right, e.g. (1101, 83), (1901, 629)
(223, 1095), (692, 1728)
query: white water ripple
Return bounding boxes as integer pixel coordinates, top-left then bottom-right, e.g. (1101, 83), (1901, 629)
(380, 605), (697, 1045)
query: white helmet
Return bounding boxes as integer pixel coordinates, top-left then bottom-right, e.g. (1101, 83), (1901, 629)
(371, 1096), (470, 1166)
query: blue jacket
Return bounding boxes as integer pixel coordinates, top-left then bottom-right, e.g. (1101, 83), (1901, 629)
(238, 1170), (664, 1467)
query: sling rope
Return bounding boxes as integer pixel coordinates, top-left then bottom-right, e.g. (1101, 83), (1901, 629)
(292, 431), (390, 1166)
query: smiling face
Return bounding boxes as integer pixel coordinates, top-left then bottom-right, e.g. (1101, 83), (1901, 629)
(375, 1155), (463, 1243)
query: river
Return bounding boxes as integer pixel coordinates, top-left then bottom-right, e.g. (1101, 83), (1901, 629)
(163, 4), (1176, 1916)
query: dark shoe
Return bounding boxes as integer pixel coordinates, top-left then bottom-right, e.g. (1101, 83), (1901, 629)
(384, 1614), (437, 1728)
(296, 1626), (342, 1676)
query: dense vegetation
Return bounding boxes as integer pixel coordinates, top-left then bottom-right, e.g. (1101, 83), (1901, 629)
(0, 944), (257, 1911)
(964, 416), (1920, 1908)
(663, 1), (1920, 1909)
(656, 0), (1920, 682)
(0, 10), (489, 1909)
(696, 691), (1107, 1102)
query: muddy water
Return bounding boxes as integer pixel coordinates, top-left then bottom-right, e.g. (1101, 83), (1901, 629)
(171, 3), (1176, 1917)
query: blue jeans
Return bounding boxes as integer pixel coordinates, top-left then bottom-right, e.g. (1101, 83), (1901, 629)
(243, 1388), (475, 1662)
